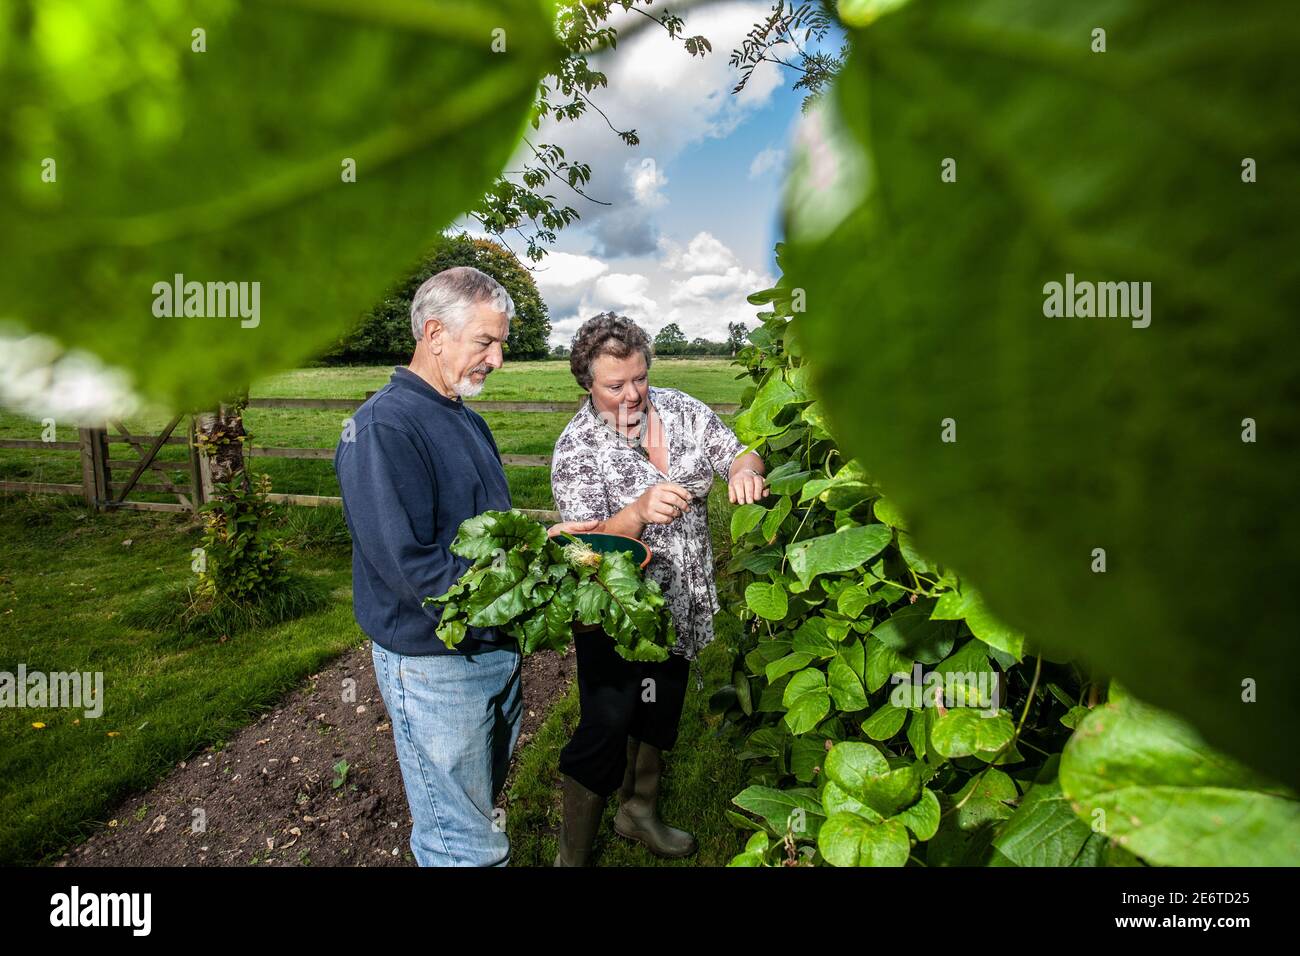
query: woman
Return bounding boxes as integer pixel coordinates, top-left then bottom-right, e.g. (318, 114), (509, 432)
(549, 312), (767, 866)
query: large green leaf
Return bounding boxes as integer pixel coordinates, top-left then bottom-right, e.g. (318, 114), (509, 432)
(791, 617), (838, 658)
(823, 740), (921, 816)
(993, 779), (1099, 868)
(789, 0), (1300, 783)
(762, 494), (794, 541)
(824, 741), (889, 793)
(871, 600), (958, 664)
(464, 554), (536, 627)
(927, 768), (1019, 866)
(2, 0), (560, 411)
(818, 814), (910, 867)
(453, 508), (549, 562)
(782, 668), (832, 734)
(731, 504), (766, 541)
(932, 588), (1024, 660)
(733, 372), (796, 441)
(894, 787), (941, 841)
(765, 462), (813, 496)
(828, 639), (870, 712)
(787, 524), (892, 586)
(857, 763), (923, 818)
(790, 736), (828, 783)
(745, 581), (789, 621)
(866, 635), (913, 692)
(1059, 699), (1300, 866)
(860, 699), (907, 740)
(821, 779), (879, 821)
(929, 707), (1015, 760)
(733, 785), (826, 837)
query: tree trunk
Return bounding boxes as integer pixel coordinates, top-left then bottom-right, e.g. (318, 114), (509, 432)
(195, 397), (248, 493)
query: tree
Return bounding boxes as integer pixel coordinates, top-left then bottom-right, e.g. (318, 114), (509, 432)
(730, 2), (847, 112)
(653, 322), (687, 355)
(324, 234), (551, 363)
(727, 321), (748, 354)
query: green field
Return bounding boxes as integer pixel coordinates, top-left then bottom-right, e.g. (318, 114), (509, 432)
(0, 485), (747, 866)
(0, 359), (745, 511)
(0, 359), (750, 865)
(0, 497), (363, 864)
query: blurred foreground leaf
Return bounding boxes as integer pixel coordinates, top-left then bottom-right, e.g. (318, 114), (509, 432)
(0, 0), (560, 411)
(789, 0), (1300, 783)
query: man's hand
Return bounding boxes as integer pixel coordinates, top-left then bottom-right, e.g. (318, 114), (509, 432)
(728, 467), (768, 505)
(635, 482), (693, 525)
(547, 519), (601, 538)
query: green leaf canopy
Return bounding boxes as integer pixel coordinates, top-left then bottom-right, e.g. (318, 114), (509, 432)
(1060, 699), (1300, 866)
(1, 0), (561, 410)
(788, 0), (1300, 784)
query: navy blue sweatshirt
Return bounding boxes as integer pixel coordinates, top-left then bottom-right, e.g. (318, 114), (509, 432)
(335, 367), (513, 656)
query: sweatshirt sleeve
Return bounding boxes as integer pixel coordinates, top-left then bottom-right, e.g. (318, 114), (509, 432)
(337, 421), (468, 619)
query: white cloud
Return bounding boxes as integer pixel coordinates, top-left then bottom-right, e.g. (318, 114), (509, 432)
(749, 145), (786, 179)
(590, 208), (660, 258)
(531, 251), (610, 316)
(658, 233), (773, 341)
(542, 232), (772, 347)
(594, 273), (658, 316)
(658, 231), (740, 273)
(669, 267), (765, 304)
(629, 157), (669, 208)
(548, 271), (663, 347)
(510, 2), (784, 253)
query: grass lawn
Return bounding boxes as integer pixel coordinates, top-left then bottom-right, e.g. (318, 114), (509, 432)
(0, 404), (754, 865)
(0, 497), (364, 865)
(249, 358), (744, 404)
(0, 359), (745, 512)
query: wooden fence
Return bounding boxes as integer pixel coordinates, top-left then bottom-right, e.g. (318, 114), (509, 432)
(0, 396), (740, 524)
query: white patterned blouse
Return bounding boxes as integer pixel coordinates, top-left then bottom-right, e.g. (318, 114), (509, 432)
(550, 385), (745, 662)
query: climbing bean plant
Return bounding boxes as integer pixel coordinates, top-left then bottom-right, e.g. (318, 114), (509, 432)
(713, 247), (1299, 866)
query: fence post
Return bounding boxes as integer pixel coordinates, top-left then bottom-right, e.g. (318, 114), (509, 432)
(187, 415), (207, 511)
(193, 414), (216, 504)
(78, 426), (109, 511)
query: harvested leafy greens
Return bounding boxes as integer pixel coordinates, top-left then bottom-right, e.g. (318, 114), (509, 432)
(423, 510), (676, 661)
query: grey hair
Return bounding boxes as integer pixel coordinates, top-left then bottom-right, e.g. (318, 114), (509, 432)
(569, 312), (654, 390)
(410, 265), (515, 341)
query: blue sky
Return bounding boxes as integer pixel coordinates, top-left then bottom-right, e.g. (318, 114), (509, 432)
(658, 83), (798, 275)
(478, 1), (827, 348)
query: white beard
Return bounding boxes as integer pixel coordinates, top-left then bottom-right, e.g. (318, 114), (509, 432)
(453, 377), (485, 398)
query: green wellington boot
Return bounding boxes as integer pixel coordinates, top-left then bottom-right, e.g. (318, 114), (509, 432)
(613, 737), (698, 858)
(553, 773), (607, 866)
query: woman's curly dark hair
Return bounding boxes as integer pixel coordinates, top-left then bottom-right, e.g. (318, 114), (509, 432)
(569, 312), (654, 390)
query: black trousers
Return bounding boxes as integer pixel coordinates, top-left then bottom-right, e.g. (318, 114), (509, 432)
(558, 626), (691, 797)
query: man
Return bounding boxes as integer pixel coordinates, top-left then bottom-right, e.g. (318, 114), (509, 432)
(335, 265), (592, 866)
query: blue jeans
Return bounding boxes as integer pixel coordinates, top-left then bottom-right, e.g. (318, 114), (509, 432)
(370, 640), (523, 866)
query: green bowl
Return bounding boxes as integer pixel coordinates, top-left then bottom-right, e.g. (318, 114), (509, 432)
(570, 532), (652, 569)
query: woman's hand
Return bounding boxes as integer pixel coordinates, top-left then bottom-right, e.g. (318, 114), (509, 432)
(635, 482), (694, 525)
(728, 467), (768, 505)
(547, 519), (601, 538)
